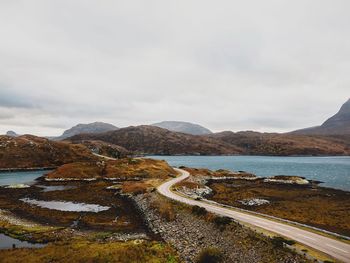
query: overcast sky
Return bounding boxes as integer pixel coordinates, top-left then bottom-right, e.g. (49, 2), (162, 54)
(0, 1), (349, 136)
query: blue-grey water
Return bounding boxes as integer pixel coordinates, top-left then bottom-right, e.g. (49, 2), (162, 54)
(0, 233), (45, 249)
(150, 156), (350, 191)
(0, 170), (48, 186)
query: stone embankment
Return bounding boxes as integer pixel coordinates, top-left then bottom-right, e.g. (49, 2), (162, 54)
(132, 193), (306, 263)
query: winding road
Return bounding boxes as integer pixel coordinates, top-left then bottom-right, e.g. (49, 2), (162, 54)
(157, 168), (350, 263)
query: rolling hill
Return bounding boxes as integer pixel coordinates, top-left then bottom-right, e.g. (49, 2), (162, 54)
(0, 135), (97, 169)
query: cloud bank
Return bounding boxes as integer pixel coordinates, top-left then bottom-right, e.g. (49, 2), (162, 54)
(0, 0), (349, 135)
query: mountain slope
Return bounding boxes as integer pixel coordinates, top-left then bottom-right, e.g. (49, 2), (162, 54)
(152, 121), (212, 135)
(56, 122), (118, 140)
(68, 125), (241, 155)
(0, 135), (97, 169)
(207, 131), (350, 156)
(5, 131), (19, 137)
(292, 99), (350, 135)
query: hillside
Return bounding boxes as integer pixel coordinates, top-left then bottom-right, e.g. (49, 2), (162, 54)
(68, 125), (241, 155)
(0, 135), (97, 169)
(55, 122), (118, 140)
(207, 131), (350, 156)
(292, 99), (350, 135)
(68, 125), (350, 156)
(152, 121), (212, 135)
(69, 140), (131, 159)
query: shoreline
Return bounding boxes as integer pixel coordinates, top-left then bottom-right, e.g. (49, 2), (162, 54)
(0, 167), (56, 173)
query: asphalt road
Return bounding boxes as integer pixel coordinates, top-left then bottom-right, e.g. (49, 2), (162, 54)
(157, 168), (350, 263)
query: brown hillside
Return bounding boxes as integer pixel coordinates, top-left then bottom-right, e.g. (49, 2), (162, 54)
(207, 131), (350, 156)
(0, 135), (97, 169)
(45, 158), (177, 180)
(68, 125), (242, 155)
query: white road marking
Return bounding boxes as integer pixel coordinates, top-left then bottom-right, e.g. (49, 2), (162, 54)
(326, 244), (349, 254)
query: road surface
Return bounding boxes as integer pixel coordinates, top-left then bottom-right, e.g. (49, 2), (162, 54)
(157, 168), (350, 263)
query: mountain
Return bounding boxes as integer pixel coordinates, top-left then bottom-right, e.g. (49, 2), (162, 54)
(5, 131), (19, 137)
(152, 121), (212, 135)
(55, 122), (118, 140)
(68, 125), (241, 155)
(207, 131), (350, 156)
(67, 125), (350, 156)
(292, 99), (350, 135)
(0, 135), (97, 169)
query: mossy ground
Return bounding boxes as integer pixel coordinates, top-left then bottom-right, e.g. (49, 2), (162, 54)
(207, 179), (350, 236)
(0, 239), (179, 263)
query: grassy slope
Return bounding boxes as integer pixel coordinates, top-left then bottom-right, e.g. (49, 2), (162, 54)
(0, 135), (96, 169)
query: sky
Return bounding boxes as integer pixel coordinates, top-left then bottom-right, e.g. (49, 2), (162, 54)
(0, 0), (349, 136)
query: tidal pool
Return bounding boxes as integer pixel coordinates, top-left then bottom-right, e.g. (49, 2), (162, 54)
(20, 198), (110, 212)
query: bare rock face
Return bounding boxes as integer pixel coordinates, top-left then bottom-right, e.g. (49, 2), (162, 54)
(152, 121), (212, 135)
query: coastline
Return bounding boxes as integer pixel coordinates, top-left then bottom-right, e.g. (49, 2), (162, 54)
(0, 167), (56, 173)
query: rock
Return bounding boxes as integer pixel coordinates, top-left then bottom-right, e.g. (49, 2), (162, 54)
(238, 198), (270, 206)
(5, 184), (30, 189)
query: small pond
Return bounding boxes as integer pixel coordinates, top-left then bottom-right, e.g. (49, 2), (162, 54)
(36, 185), (76, 192)
(0, 233), (45, 249)
(20, 198), (110, 212)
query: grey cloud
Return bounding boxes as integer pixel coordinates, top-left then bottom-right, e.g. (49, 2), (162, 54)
(0, 0), (349, 136)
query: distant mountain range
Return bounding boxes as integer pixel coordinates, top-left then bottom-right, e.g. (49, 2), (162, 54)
(292, 99), (350, 135)
(151, 121), (212, 135)
(66, 99), (350, 156)
(54, 122), (119, 140)
(3, 99), (350, 157)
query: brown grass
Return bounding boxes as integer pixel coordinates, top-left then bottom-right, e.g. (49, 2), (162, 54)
(46, 162), (103, 179)
(0, 135), (97, 169)
(208, 180), (350, 236)
(150, 198), (176, 221)
(45, 158), (176, 181)
(121, 181), (154, 194)
(0, 239), (179, 263)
